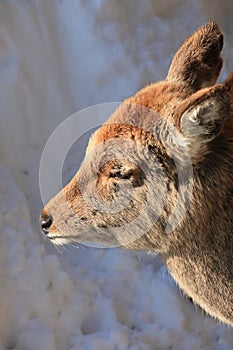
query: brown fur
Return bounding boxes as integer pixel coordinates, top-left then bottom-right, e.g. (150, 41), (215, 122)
(41, 22), (233, 327)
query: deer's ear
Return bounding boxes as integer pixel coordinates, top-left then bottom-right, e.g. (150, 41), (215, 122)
(167, 22), (223, 91)
(176, 85), (230, 159)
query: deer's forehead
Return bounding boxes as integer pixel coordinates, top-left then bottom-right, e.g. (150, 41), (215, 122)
(86, 83), (188, 154)
(86, 124), (136, 156)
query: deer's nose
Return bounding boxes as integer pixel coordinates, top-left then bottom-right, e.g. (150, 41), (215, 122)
(40, 213), (53, 234)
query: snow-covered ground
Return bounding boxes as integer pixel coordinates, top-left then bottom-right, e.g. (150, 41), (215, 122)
(0, 1), (233, 349)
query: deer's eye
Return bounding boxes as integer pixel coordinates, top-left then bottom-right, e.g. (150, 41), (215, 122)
(109, 169), (133, 180)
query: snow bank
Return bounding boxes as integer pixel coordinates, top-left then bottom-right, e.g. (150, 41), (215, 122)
(1, 0), (233, 349)
(0, 164), (232, 349)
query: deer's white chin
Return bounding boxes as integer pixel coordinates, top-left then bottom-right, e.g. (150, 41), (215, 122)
(48, 236), (72, 245)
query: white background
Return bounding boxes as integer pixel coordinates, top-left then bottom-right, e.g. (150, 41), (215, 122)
(0, 1), (233, 349)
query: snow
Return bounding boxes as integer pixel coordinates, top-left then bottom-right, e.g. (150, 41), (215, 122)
(0, 0), (233, 349)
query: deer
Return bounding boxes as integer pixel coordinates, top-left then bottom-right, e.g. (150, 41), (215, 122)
(40, 22), (233, 327)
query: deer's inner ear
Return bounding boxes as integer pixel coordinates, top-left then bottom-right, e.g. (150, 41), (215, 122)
(175, 85), (230, 159)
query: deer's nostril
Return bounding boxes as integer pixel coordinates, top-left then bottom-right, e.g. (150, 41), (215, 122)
(40, 214), (53, 234)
